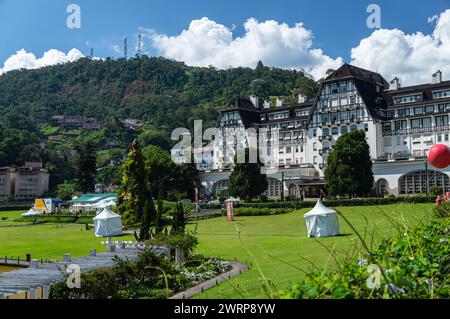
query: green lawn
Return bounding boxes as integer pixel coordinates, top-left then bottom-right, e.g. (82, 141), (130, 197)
(0, 211), (134, 260)
(0, 203), (434, 298)
(0, 211), (27, 226)
(189, 203), (434, 299)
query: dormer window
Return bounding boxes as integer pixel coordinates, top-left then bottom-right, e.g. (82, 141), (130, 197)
(432, 89), (450, 99)
(393, 94), (423, 104)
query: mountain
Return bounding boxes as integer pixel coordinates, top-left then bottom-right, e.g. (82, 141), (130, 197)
(0, 56), (317, 133)
(0, 56), (317, 191)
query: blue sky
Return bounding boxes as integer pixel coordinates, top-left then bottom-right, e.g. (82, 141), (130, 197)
(1, 0), (450, 83)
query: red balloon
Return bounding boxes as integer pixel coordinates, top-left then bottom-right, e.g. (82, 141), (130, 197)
(428, 144), (450, 169)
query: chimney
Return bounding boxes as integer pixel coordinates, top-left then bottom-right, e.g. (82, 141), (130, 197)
(263, 100), (272, 109)
(389, 77), (400, 90)
(250, 95), (259, 108)
(432, 70), (442, 84)
(276, 98), (285, 107)
(298, 94), (308, 103)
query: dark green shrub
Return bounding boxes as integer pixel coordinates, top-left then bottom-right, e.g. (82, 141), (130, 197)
(240, 195), (436, 210)
(233, 207), (292, 216)
(429, 186), (444, 196)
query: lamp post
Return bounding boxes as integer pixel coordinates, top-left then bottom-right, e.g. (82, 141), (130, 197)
(425, 159), (429, 196)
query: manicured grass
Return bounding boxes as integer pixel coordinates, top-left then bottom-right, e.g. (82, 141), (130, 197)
(0, 223), (134, 261)
(0, 211), (27, 226)
(189, 203), (433, 299)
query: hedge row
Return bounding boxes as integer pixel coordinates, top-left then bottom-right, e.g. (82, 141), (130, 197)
(14, 214), (96, 224)
(0, 205), (32, 211)
(239, 195), (436, 209)
(233, 207), (292, 216)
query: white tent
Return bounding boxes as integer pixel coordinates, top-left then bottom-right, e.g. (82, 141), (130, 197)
(22, 208), (44, 217)
(93, 207), (123, 237)
(225, 197), (240, 204)
(304, 199), (340, 238)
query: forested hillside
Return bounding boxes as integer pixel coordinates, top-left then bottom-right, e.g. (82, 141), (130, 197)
(0, 56), (316, 132)
(0, 56), (317, 193)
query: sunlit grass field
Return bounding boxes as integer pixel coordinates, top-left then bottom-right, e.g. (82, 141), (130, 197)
(0, 210), (134, 261)
(0, 203), (434, 297)
(189, 203), (433, 299)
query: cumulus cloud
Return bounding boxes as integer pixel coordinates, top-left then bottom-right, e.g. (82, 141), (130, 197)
(144, 17), (343, 79)
(351, 9), (450, 86)
(0, 48), (84, 74)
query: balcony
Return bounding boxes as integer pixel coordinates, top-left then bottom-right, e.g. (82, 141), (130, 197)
(382, 125), (450, 136)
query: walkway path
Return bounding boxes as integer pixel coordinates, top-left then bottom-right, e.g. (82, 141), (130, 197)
(0, 248), (140, 298)
(169, 261), (249, 299)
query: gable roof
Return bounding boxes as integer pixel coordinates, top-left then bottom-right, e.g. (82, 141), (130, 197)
(383, 80), (450, 108)
(307, 64), (389, 125)
(220, 97), (261, 128)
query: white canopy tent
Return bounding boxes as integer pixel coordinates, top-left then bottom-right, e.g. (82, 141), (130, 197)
(304, 199), (340, 238)
(93, 207), (123, 237)
(22, 208), (44, 217)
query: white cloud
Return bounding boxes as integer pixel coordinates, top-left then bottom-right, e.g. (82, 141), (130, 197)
(0, 48), (84, 74)
(145, 17), (343, 80)
(351, 9), (450, 86)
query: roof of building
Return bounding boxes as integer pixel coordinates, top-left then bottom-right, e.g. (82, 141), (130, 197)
(322, 63), (388, 86)
(68, 193), (117, 204)
(383, 80), (450, 108)
(307, 64), (389, 124)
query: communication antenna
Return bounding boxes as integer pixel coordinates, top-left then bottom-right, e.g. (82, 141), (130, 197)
(90, 48), (94, 58)
(124, 36), (128, 59)
(138, 34), (142, 57)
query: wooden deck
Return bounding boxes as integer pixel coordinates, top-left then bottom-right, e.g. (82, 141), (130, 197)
(0, 248), (141, 299)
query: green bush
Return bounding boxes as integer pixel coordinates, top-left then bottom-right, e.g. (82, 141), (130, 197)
(433, 202), (450, 218)
(278, 218), (450, 299)
(14, 214), (95, 224)
(429, 186), (444, 196)
(233, 207), (292, 216)
(0, 205), (32, 211)
(239, 195), (436, 210)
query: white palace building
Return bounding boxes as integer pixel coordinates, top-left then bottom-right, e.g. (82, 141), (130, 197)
(183, 64), (450, 199)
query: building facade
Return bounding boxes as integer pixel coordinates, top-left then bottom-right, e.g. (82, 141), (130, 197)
(0, 167), (16, 201)
(14, 162), (49, 200)
(193, 64), (450, 199)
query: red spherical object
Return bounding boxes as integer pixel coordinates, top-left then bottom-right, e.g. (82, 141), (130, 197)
(428, 144), (450, 169)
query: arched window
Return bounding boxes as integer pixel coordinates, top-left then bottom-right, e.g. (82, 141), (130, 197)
(398, 170), (450, 194)
(376, 179), (389, 196)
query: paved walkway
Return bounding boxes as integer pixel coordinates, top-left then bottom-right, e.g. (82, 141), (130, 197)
(169, 261), (249, 299)
(0, 248), (140, 298)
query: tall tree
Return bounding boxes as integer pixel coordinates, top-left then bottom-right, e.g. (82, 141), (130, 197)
(135, 188), (156, 241)
(171, 202), (186, 235)
(116, 140), (149, 225)
(75, 140), (97, 193)
(229, 148), (268, 202)
(324, 130), (374, 198)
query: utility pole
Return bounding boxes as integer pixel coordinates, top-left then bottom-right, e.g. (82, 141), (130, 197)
(425, 159), (429, 195)
(281, 171), (285, 201)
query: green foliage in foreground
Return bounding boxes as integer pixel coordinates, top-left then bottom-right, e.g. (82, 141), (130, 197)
(279, 217), (449, 299)
(192, 203), (432, 299)
(49, 249), (230, 299)
(49, 249), (190, 299)
(434, 201), (450, 218)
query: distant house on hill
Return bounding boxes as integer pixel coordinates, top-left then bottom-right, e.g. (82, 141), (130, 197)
(49, 115), (102, 131)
